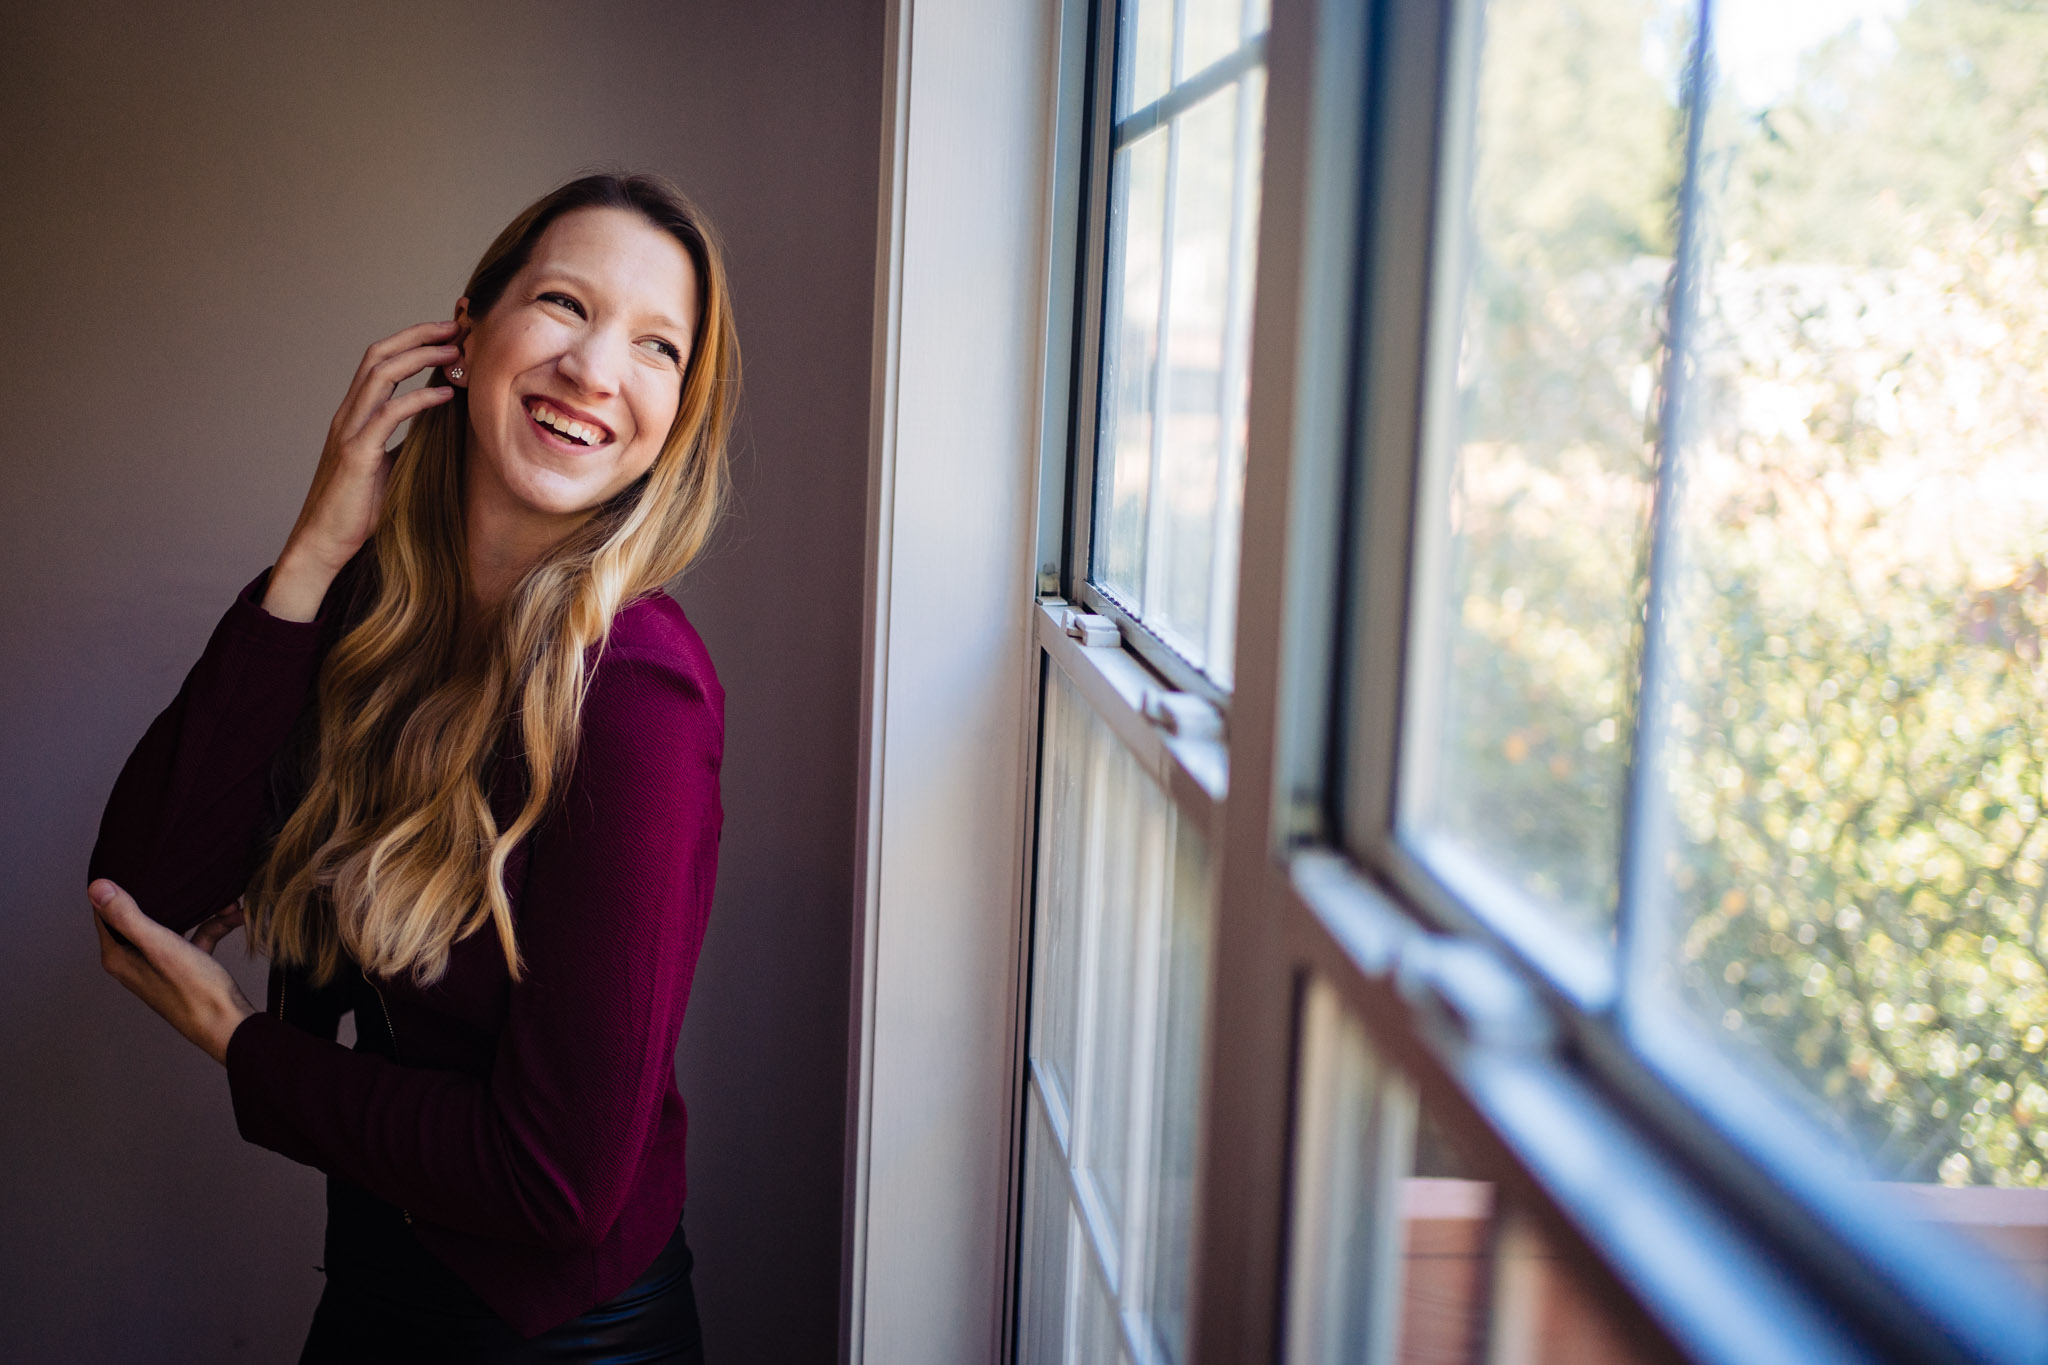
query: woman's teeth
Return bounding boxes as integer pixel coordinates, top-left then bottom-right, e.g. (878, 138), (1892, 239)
(529, 403), (605, 446)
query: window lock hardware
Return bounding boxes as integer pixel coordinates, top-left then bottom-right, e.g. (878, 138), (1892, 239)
(1065, 613), (1120, 647)
(1396, 937), (1555, 1055)
(1142, 689), (1224, 740)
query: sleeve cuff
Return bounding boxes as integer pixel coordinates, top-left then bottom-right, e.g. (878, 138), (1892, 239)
(224, 566), (342, 657)
(223, 1010), (304, 1157)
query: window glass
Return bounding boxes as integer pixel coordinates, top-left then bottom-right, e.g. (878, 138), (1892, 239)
(1078, 720), (1161, 1236)
(1397, 1112), (1496, 1363)
(1644, 0), (2048, 1255)
(1017, 1100), (1074, 1365)
(1019, 667), (1216, 1364)
(1121, 0), (1174, 116)
(1092, 12), (1268, 686)
(1284, 981), (1671, 1363)
(1284, 979), (1405, 1365)
(1144, 815), (1215, 1352)
(1402, 0), (1694, 942)
(1182, 0), (1254, 77)
(1098, 130), (1171, 609)
(1486, 1206), (1678, 1365)
(1030, 660), (1091, 1126)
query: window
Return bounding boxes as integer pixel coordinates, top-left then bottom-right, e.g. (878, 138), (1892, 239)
(1017, 667), (1216, 1363)
(1019, 0), (2048, 1361)
(1323, 0), (2047, 1358)
(1016, 1), (1269, 1362)
(1078, 0), (1271, 691)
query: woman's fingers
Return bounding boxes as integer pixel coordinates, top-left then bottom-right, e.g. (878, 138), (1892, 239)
(346, 319), (460, 394)
(272, 317), (463, 594)
(90, 896), (140, 980)
(90, 879), (163, 957)
(334, 341), (462, 445)
(356, 380), (455, 451)
(88, 880), (257, 1065)
(188, 903), (246, 956)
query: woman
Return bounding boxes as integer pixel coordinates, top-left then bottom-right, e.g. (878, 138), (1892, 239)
(86, 171), (738, 1362)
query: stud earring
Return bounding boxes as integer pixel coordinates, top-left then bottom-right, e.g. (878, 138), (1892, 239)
(448, 365), (465, 381)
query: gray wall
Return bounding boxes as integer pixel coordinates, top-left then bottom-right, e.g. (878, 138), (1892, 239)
(0, 2), (881, 1359)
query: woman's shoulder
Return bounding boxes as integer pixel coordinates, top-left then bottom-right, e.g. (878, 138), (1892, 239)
(593, 591), (725, 716)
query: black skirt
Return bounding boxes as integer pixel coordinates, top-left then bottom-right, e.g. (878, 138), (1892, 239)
(299, 1179), (704, 1364)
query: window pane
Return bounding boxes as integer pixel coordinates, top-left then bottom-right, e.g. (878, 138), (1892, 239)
(1155, 80), (1258, 677)
(1647, 0), (2048, 1274)
(1020, 667), (1215, 1361)
(1078, 708), (1164, 1240)
(1488, 1205), (1678, 1365)
(1284, 983), (1677, 1363)
(1092, 58), (1266, 685)
(1031, 662), (1089, 1123)
(1399, 1111), (1496, 1364)
(1097, 129), (1170, 609)
(1182, 0), (1252, 78)
(1018, 1096), (1074, 1365)
(1121, 0), (1174, 117)
(1404, 0), (1693, 941)
(1076, 1245), (1127, 1365)
(1284, 982), (1500, 1365)
(1143, 815), (1215, 1361)
(1284, 979), (1402, 1365)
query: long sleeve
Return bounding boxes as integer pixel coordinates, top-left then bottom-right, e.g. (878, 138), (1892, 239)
(88, 568), (341, 934)
(221, 639), (724, 1253)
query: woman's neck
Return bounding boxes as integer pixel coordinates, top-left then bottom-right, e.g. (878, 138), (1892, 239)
(462, 477), (591, 612)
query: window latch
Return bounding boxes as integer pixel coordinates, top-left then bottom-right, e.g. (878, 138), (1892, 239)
(1065, 613), (1120, 647)
(1397, 937), (1555, 1055)
(1142, 689), (1224, 740)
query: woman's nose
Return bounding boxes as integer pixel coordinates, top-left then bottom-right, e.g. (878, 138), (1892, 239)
(557, 328), (625, 395)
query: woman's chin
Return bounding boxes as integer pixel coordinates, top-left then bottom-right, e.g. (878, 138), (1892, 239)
(494, 463), (615, 523)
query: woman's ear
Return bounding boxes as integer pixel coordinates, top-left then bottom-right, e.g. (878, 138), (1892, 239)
(449, 297), (474, 387)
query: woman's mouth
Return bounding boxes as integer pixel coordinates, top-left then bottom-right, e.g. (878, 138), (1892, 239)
(524, 397), (614, 450)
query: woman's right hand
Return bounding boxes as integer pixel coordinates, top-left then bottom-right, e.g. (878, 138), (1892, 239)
(262, 319), (461, 622)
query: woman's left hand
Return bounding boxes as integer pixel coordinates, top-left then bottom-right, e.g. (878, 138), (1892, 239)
(90, 880), (258, 1066)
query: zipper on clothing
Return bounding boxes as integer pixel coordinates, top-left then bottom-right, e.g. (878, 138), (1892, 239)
(364, 976), (416, 1227)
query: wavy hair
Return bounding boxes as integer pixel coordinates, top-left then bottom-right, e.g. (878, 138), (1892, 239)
(245, 172), (739, 986)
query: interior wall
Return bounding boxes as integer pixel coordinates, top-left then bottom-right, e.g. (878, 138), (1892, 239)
(0, 2), (881, 1360)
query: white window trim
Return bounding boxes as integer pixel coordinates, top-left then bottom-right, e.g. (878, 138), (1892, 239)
(843, 1), (1069, 1361)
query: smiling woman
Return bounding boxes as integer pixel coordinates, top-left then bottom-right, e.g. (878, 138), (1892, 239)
(86, 173), (740, 1362)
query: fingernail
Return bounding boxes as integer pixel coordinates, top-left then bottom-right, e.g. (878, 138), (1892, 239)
(88, 881), (115, 906)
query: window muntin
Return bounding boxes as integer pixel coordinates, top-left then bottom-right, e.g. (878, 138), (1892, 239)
(1089, 0), (1269, 687)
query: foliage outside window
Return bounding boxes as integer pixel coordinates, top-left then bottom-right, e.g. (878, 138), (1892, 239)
(1409, 0), (2048, 1217)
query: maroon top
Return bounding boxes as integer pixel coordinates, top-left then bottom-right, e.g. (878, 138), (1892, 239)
(89, 567), (724, 1338)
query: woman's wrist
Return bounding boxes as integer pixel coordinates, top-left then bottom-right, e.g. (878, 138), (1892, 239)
(206, 999), (261, 1067)
(261, 543), (344, 623)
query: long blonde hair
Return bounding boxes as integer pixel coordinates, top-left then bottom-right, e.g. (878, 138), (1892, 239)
(246, 173), (740, 987)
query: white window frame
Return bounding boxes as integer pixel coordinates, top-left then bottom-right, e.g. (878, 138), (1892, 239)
(846, 0), (2048, 1362)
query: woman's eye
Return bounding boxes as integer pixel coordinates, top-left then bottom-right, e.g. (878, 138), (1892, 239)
(641, 338), (683, 363)
(538, 291), (584, 316)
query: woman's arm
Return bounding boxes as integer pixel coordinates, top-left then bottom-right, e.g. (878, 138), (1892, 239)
(87, 569), (342, 934)
(89, 318), (457, 930)
(219, 641), (723, 1250)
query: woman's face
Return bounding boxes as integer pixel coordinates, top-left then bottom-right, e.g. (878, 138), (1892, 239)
(452, 206), (700, 535)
